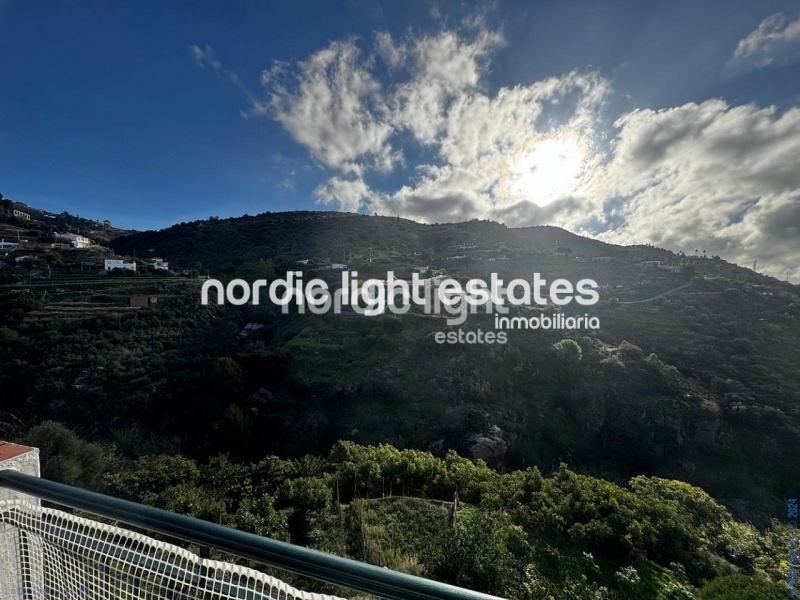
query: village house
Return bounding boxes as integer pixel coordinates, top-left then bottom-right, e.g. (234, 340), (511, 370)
(151, 257), (169, 271)
(331, 263), (347, 270)
(105, 259), (137, 272)
(56, 232), (92, 249)
(0, 240), (18, 251)
(0, 199), (30, 221)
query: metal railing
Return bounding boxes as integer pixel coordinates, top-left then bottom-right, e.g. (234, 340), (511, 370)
(0, 469), (505, 600)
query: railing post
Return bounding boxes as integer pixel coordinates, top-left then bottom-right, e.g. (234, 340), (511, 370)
(0, 442), (43, 600)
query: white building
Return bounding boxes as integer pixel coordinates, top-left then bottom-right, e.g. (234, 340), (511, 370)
(332, 263), (347, 270)
(0, 240), (18, 251)
(56, 233), (91, 249)
(105, 259), (137, 272)
(151, 257), (169, 271)
(420, 274), (446, 286)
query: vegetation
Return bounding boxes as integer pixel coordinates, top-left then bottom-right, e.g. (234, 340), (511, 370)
(18, 424), (791, 600)
(1, 207), (798, 598)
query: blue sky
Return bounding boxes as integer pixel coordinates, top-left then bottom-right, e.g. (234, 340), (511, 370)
(1, 1), (799, 280)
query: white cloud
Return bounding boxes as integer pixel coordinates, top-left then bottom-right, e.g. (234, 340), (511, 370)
(243, 22), (800, 282)
(258, 40), (397, 173)
(189, 45), (251, 97)
(190, 44), (273, 118)
(387, 26), (505, 144)
(315, 176), (371, 212)
(593, 100), (800, 282)
(730, 13), (800, 71)
(374, 31), (406, 70)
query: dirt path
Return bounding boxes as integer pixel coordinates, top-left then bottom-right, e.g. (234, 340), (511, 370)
(619, 279), (694, 305)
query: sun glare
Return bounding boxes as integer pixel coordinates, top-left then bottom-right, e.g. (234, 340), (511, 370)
(511, 135), (584, 207)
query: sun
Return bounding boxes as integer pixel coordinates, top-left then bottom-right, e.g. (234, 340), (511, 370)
(511, 134), (584, 207)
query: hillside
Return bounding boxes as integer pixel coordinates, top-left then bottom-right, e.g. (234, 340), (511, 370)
(2, 206), (799, 598)
(3, 209), (797, 511)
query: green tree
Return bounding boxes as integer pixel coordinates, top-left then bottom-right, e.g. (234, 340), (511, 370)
(697, 575), (792, 599)
(210, 357), (243, 391)
(422, 507), (529, 597)
(102, 454), (199, 502)
(156, 484), (226, 523)
(553, 338), (583, 368)
(23, 421), (110, 490)
(231, 496), (290, 540)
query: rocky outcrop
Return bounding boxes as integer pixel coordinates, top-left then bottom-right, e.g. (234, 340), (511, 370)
(468, 425), (507, 466)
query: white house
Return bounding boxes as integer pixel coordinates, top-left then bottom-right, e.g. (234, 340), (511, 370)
(151, 257), (169, 271)
(419, 274), (446, 287)
(0, 240), (18, 251)
(56, 233), (91, 249)
(105, 259), (137, 272)
(331, 263), (347, 270)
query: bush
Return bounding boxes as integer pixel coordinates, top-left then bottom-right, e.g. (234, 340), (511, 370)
(697, 574), (792, 599)
(23, 421), (110, 490)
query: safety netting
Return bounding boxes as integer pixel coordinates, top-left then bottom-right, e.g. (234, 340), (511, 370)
(0, 500), (345, 600)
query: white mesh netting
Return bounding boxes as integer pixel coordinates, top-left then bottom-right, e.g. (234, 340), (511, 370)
(0, 500), (345, 600)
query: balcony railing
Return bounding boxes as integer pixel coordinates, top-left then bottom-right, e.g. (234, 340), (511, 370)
(0, 469), (505, 600)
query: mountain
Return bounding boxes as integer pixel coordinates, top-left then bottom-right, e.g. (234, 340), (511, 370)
(3, 205), (799, 598)
(100, 210), (800, 518)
